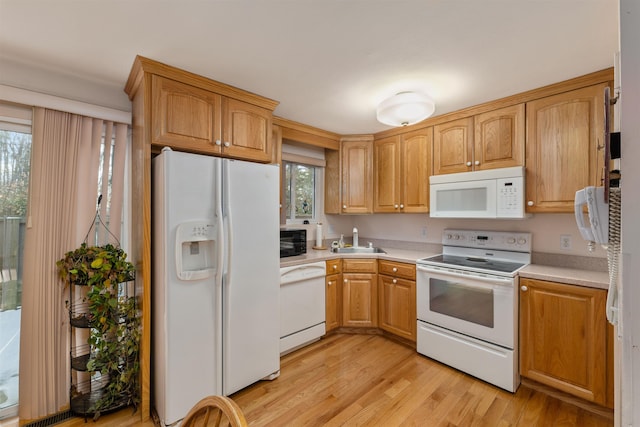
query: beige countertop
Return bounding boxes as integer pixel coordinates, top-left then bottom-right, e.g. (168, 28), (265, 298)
(281, 246), (610, 290)
(519, 264), (609, 290)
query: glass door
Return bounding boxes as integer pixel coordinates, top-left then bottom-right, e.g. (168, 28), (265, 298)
(0, 111), (32, 419)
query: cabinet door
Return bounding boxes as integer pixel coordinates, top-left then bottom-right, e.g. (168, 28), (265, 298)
(326, 273), (342, 332)
(520, 278), (609, 406)
(525, 84), (606, 212)
(474, 104), (524, 171)
(341, 139), (373, 214)
(152, 75), (222, 154)
(324, 149), (341, 214)
(401, 128), (432, 212)
(433, 117), (473, 175)
(342, 273), (377, 327)
(373, 136), (401, 212)
(222, 98), (272, 163)
(378, 275), (416, 341)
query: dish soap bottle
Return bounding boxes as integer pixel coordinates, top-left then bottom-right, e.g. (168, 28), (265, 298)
(338, 234), (345, 248)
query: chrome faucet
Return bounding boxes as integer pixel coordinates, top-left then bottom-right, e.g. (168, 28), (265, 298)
(352, 227), (358, 248)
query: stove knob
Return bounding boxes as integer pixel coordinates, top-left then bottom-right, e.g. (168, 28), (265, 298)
(518, 238), (527, 245)
(507, 237), (516, 244)
(454, 234), (460, 240)
(446, 234), (453, 240)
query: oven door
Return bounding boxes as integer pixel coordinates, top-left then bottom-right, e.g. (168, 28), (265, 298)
(416, 264), (516, 349)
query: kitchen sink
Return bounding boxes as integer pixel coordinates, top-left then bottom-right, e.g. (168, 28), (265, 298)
(330, 247), (386, 254)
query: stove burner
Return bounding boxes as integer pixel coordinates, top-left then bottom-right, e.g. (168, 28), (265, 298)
(418, 253), (527, 275)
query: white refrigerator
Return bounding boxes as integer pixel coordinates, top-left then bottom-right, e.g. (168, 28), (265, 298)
(152, 149), (280, 426)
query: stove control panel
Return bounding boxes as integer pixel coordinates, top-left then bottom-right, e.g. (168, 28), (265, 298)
(442, 229), (532, 252)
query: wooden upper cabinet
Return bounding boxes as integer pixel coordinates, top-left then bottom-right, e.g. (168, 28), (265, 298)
(525, 84), (606, 212)
(374, 128), (431, 213)
(520, 278), (612, 407)
(341, 136), (373, 214)
(373, 136), (401, 213)
(153, 75), (222, 153)
(222, 97), (272, 162)
(401, 128), (432, 212)
(134, 57), (277, 163)
(433, 117), (474, 175)
(474, 103), (524, 171)
(433, 105), (524, 175)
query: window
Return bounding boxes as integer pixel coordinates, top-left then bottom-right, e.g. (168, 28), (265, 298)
(283, 161), (317, 222)
(0, 104), (32, 420)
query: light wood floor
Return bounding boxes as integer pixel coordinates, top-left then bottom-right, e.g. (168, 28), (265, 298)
(231, 333), (612, 427)
(49, 333), (613, 426)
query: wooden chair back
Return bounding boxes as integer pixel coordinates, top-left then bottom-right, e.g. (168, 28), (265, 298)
(181, 395), (248, 427)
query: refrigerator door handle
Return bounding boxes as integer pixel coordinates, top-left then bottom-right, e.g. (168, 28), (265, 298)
(215, 162), (225, 285)
(214, 159), (225, 394)
(223, 161), (233, 288)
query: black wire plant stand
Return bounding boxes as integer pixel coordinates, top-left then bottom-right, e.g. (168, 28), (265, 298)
(58, 195), (139, 420)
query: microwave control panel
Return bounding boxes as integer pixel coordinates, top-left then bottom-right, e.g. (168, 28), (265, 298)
(496, 176), (524, 217)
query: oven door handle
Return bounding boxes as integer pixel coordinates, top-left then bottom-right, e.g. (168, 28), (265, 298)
(417, 265), (513, 286)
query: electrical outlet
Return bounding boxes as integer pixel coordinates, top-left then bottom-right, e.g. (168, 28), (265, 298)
(560, 234), (572, 250)
(421, 227), (428, 237)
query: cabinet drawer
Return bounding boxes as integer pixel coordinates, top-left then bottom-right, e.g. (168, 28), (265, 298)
(326, 259), (342, 275)
(343, 258), (377, 273)
(378, 260), (415, 280)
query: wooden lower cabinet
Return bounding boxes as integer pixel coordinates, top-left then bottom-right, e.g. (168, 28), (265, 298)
(520, 277), (613, 408)
(378, 260), (416, 342)
(342, 259), (377, 327)
(325, 259), (342, 332)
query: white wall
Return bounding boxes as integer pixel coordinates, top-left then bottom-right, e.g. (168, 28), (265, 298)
(1, 56), (131, 112)
(350, 213), (606, 258)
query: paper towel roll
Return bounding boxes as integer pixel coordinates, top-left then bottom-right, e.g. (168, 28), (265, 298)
(316, 223), (323, 247)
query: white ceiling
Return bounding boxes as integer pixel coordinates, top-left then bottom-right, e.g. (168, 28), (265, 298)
(0, 0), (619, 134)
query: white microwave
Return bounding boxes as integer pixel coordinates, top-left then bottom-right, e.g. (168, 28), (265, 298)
(429, 166), (525, 219)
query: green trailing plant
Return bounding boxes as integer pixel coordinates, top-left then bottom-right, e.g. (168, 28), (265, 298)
(57, 243), (139, 418)
(57, 243), (135, 288)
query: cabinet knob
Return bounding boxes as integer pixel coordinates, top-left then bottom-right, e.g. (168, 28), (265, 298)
(399, 204), (404, 209)
(392, 279), (397, 284)
(466, 161), (472, 167)
(224, 141), (231, 147)
(474, 160), (480, 166)
(394, 204), (399, 209)
(333, 265), (338, 270)
(343, 204), (347, 209)
(392, 267), (398, 272)
(527, 201), (534, 207)
(215, 140), (222, 146)
(521, 285), (528, 291)
(344, 279), (348, 284)
(328, 281), (333, 286)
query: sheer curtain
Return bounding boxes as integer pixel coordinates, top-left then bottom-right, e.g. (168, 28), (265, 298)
(19, 108), (128, 421)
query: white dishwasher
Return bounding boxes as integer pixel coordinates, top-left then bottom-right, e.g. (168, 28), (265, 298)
(279, 261), (326, 355)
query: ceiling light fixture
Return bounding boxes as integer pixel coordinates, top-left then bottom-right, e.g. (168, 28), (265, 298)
(376, 91), (435, 127)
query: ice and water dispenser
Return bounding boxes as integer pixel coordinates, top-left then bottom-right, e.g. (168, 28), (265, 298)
(175, 221), (217, 280)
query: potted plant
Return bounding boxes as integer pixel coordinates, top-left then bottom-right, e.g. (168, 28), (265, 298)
(57, 243), (139, 419)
